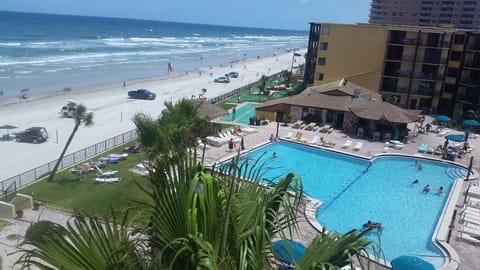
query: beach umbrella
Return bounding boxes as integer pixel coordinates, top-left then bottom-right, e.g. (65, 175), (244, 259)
(391, 256), (434, 270)
(435, 115), (451, 122)
(0, 125), (17, 130)
(444, 134), (465, 142)
(272, 240), (306, 266)
(20, 88), (30, 93)
(463, 119), (480, 127)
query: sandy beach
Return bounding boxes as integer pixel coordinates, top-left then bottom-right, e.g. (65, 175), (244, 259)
(0, 48), (306, 181)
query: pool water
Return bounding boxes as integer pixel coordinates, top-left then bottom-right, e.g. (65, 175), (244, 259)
(219, 103), (258, 125)
(236, 141), (468, 267)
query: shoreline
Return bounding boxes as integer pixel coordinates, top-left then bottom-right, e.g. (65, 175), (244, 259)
(0, 48), (303, 107)
(0, 48), (306, 181)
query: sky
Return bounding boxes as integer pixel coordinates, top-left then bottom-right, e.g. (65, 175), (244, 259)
(0, 0), (371, 31)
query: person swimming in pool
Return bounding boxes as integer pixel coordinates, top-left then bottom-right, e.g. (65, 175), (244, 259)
(363, 220), (383, 229)
(422, 184), (430, 193)
(412, 179), (419, 185)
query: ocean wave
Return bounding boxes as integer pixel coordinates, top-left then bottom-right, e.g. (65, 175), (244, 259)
(0, 42), (21, 47)
(43, 67), (73, 73)
(14, 70), (33, 74)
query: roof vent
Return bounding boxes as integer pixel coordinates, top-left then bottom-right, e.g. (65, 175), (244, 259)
(353, 87), (362, 98)
(339, 79), (344, 86)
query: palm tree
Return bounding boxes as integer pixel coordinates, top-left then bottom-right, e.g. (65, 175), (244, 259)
(48, 104), (93, 182)
(15, 210), (148, 270)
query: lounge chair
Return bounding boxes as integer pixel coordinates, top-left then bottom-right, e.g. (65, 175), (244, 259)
(457, 231), (480, 245)
(418, 144), (428, 153)
(291, 121), (303, 129)
(285, 132), (293, 139)
(461, 224), (480, 237)
(342, 139), (352, 148)
(205, 136), (229, 147)
(124, 143), (141, 153)
(353, 142), (363, 151)
(319, 124), (331, 133)
(304, 123), (318, 131)
(241, 127), (258, 134)
(437, 128), (450, 136)
(94, 167), (121, 184)
(308, 136), (320, 145)
(426, 147), (434, 154)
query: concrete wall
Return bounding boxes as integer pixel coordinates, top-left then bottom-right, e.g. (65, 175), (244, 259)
(0, 201), (15, 219)
(313, 23), (388, 91)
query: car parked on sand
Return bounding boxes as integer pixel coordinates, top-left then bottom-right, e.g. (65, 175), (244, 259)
(225, 72), (239, 78)
(60, 100), (78, 118)
(128, 89), (156, 100)
(15, 127), (48, 144)
(214, 76), (230, 83)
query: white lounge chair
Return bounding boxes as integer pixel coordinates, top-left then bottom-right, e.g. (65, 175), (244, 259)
(461, 224), (480, 237)
(285, 132), (293, 139)
(457, 231), (480, 245)
(342, 139), (352, 148)
(308, 135), (320, 145)
(353, 142), (363, 151)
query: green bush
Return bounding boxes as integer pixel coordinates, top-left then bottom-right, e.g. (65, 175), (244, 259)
(25, 220), (60, 244)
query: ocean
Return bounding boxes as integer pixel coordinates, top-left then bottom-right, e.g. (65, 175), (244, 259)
(0, 11), (308, 99)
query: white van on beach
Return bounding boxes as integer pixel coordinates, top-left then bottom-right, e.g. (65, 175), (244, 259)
(60, 100), (78, 117)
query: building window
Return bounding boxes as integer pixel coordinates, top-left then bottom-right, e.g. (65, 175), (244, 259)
(450, 51), (461, 61)
(318, 57), (326, 65)
(322, 25), (330, 35)
(316, 73), (324, 81)
(453, 34), (465, 44)
(320, 42), (328, 50)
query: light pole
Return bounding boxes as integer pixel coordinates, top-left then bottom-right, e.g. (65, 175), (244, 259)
(290, 51), (301, 74)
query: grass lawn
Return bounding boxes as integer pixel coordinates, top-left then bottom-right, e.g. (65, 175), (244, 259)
(19, 144), (153, 217)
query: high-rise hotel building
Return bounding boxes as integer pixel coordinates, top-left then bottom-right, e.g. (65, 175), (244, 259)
(303, 23), (480, 118)
(369, 0), (480, 30)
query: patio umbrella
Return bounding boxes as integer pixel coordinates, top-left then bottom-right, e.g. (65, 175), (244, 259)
(463, 119), (480, 127)
(0, 124), (17, 130)
(435, 115), (451, 122)
(272, 239), (306, 266)
(444, 134), (465, 142)
(391, 256), (434, 270)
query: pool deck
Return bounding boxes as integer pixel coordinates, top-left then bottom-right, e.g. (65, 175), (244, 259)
(200, 115), (480, 270)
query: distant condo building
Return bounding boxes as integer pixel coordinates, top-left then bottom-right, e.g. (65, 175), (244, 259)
(303, 23), (480, 118)
(369, 0), (480, 30)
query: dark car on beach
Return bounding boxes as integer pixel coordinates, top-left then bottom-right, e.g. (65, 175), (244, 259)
(128, 89), (156, 100)
(15, 127), (48, 144)
(225, 72), (239, 78)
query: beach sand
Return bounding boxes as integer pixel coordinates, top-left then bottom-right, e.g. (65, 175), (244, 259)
(0, 49), (306, 181)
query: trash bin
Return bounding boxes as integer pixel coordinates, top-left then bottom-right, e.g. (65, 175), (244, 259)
(249, 117), (255, 125)
(255, 119), (261, 126)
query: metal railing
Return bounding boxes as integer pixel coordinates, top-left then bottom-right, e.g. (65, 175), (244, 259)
(0, 129), (138, 197)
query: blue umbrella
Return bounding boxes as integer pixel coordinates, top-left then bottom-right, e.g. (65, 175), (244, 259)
(391, 256), (435, 270)
(463, 119), (480, 127)
(436, 115), (451, 122)
(445, 134), (465, 142)
(272, 240), (305, 265)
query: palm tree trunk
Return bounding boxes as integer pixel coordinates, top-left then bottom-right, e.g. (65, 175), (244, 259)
(47, 123), (80, 182)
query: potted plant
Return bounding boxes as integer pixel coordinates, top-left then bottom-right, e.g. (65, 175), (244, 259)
(15, 209), (24, 218)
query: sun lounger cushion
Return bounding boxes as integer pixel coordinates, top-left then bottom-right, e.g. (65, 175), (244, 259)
(353, 142), (363, 151)
(342, 140), (352, 148)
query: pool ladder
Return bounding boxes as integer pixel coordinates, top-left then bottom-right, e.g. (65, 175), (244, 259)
(322, 172), (365, 210)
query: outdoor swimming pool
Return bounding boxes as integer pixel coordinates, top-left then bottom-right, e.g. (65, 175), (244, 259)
(236, 141), (468, 267)
(219, 103), (258, 125)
